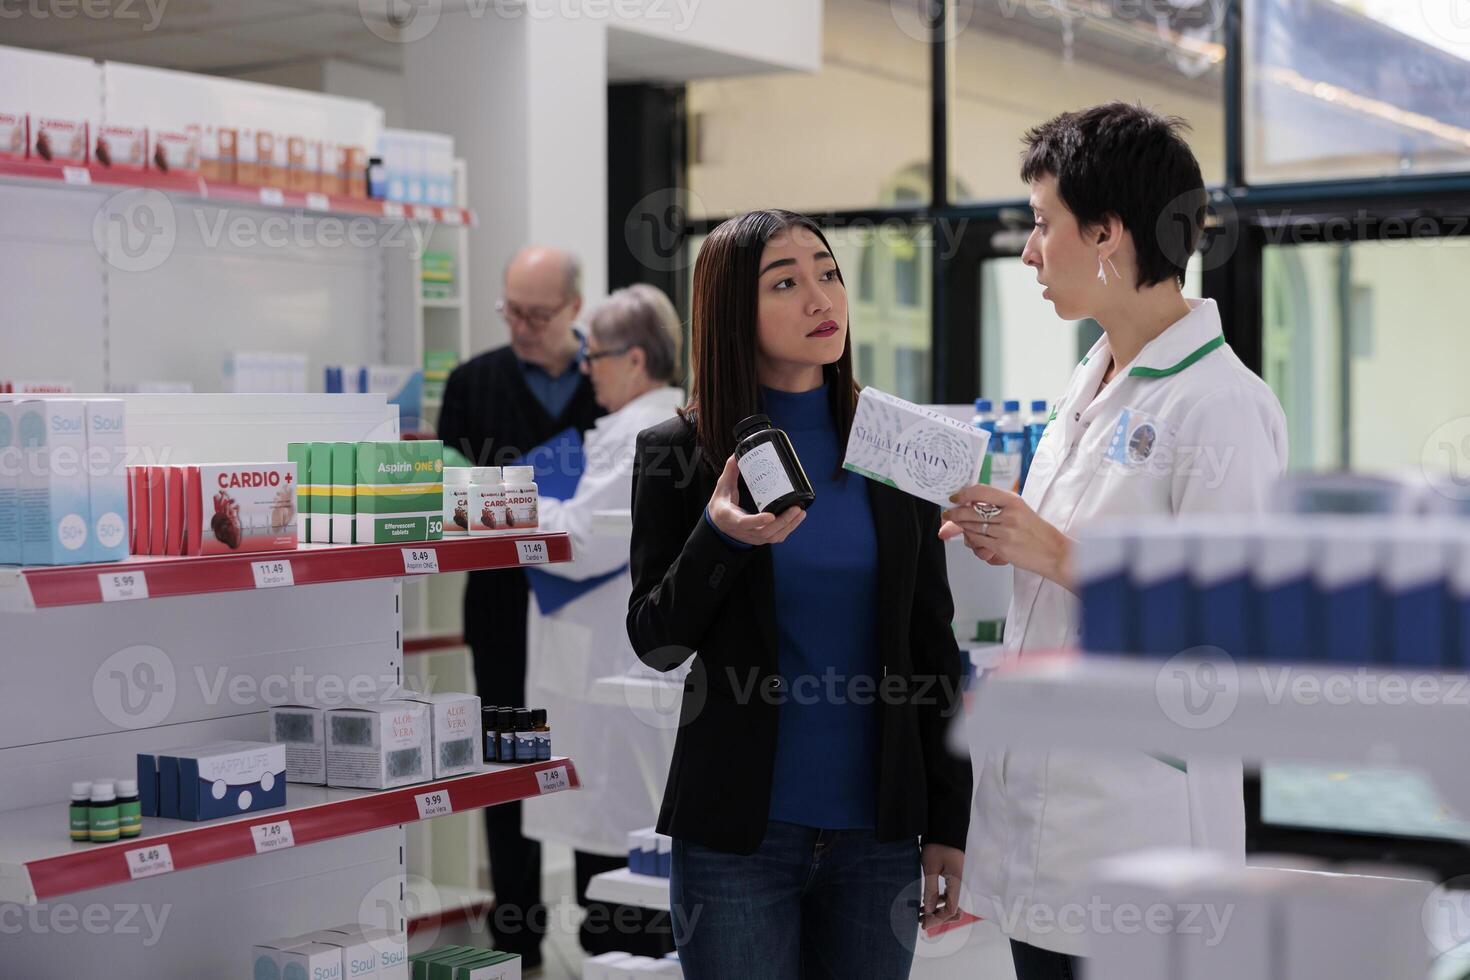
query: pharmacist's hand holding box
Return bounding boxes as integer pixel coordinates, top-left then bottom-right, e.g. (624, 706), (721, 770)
(939, 481), (1074, 586)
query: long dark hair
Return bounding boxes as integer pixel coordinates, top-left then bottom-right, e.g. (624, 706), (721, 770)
(683, 209), (860, 472)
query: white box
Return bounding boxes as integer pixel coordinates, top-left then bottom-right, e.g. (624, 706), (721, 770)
(83, 399), (128, 562)
(281, 942), (345, 980)
(395, 691), (483, 778)
(1086, 849), (1230, 980)
(361, 929), (408, 980)
(583, 952), (633, 980)
(301, 928), (379, 979)
(270, 704), (326, 784)
(1281, 867), (1433, 980)
(326, 700), (431, 789)
(16, 398), (91, 565)
(252, 937), (303, 980)
(843, 387), (990, 506)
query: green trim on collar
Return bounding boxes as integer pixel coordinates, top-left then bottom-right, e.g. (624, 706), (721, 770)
(1128, 334), (1226, 379)
(1080, 354), (1090, 365)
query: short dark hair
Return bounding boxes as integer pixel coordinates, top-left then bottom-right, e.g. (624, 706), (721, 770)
(1020, 102), (1205, 289)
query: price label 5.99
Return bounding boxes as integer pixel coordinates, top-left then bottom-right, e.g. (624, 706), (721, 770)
(100, 571), (149, 602)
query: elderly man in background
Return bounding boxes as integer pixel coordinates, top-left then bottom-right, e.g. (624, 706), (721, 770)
(437, 245), (605, 971)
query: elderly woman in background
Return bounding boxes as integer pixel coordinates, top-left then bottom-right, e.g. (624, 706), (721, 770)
(522, 283), (687, 956)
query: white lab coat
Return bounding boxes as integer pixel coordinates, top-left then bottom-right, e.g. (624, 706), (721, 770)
(523, 386), (686, 856)
(964, 299), (1288, 956)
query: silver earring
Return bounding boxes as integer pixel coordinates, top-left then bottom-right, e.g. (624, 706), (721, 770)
(1097, 255), (1109, 285)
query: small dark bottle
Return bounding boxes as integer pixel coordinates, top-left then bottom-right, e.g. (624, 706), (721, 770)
(531, 708), (551, 762)
(733, 415), (816, 515)
(513, 709), (535, 762)
(366, 156), (387, 200)
(496, 708), (515, 763)
(482, 706), (500, 763)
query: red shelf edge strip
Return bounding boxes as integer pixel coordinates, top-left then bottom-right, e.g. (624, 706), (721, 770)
(0, 160), (475, 225)
(20, 534), (573, 608)
(25, 759), (579, 902)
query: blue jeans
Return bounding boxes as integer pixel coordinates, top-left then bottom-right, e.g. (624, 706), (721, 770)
(670, 821), (921, 979)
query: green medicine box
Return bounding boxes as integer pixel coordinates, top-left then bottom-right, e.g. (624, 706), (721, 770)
(412, 946), (474, 980)
(355, 440), (444, 544)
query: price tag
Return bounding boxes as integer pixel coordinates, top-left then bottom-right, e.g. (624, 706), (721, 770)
(250, 820), (295, 853)
(62, 166), (91, 185)
(305, 192), (330, 211)
(381, 202), (405, 219)
(251, 559), (294, 589)
(415, 789), (453, 820)
(259, 187), (285, 207)
(99, 570), (149, 602)
(535, 765), (570, 795)
(516, 539), (549, 566)
(441, 209), (463, 226)
(411, 205), (436, 222)
(401, 548), (439, 575)
(124, 843), (174, 879)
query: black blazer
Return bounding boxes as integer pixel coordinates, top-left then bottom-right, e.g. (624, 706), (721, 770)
(437, 346), (604, 650)
(626, 414), (972, 855)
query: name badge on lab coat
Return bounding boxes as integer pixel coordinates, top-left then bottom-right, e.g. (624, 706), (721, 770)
(1104, 407), (1177, 477)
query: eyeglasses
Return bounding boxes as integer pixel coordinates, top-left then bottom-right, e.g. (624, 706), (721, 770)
(579, 344), (633, 372)
(496, 298), (573, 330)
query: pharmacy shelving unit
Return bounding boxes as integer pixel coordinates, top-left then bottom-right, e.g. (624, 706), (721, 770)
(585, 867), (671, 911)
(0, 394), (579, 978)
(964, 650), (1470, 817)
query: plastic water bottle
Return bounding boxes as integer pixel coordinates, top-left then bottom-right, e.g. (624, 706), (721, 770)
(971, 398), (995, 436)
(1022, 399), (1049, 488)
(989, 400), (1025, 492)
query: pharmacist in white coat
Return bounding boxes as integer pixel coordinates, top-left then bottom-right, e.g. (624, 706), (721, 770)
(523, 284), (686, 955)
(940, 104), (1288, 979)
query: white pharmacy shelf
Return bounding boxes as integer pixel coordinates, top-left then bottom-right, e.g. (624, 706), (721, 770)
(967, 653), (1470, 817)
(585, 867), (670, 911)
(0, 759), (577, 906)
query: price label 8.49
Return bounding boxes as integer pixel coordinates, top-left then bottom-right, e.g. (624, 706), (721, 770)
(100, 571), (149, 602)
(125, 843), (174, 879)
(401, 548), (439, 575)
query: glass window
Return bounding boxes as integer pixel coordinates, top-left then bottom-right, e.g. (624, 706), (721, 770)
(950, 1), (1226, 202)
(1262, 236), (1470, 472)
(978, 249), (1202, 408)
(1246, 0), (1470, 184)
(682, 222), (933, 401)
(685, 0), (931, 217)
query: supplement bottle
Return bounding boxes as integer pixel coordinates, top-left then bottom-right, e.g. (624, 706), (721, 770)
(468, 467), (505, 536)
(444, 467), (472, 537)
(496, 708), (515, 762)
(513, 708), (535, 762)
(502, 466), (539, 531)
(69, 781), (91, 842)
(531, 708), (551, 761)
(89, 780), (119, 844)
(116, 779), (142, 839)
(988, 400), (1025, 493)
(1023, 399), (1049, 487)
(733, 414), (815, 515)
(482, 705), (500, 762)
(971, 398), (996, 436)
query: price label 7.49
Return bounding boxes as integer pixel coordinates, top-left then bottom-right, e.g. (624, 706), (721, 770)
(535, 765), (570, 795)
(100, 571), (149, 602)
(250, 820), (295, 853)
(401, 548), (439, 575)
(415, 790), (453, 820)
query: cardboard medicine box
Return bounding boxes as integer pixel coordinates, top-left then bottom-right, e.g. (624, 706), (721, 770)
(326, 700), (431, 789)
(355, 441), (443, 544)
(843, 387), (991, 507)
(194, 462), (297, 554)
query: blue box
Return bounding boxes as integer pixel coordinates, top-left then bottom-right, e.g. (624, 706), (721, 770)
(1190, 523), (1255, 660)
(1131, 525), (1192, 657)
(1313, 524), (1381, 666)
(1076, 526), (1133, 654)
(136, 753), (159, 818)
(17, 398), (91, 565)
(173, 741), (286, 820)
(1381, 525), (1449, 669)
(0, 402), (19, 565)
(1253, 526), (1316, 663)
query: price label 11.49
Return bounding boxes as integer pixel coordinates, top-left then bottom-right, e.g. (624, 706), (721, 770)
(251, 559), (294, 589)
